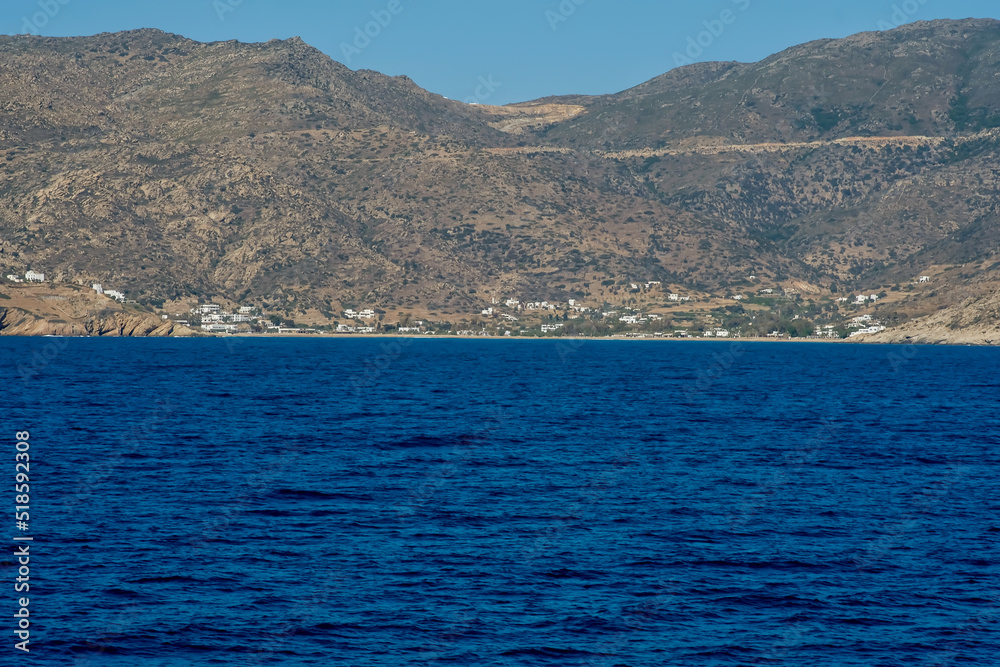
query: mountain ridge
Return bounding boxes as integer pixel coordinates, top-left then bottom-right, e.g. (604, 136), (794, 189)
(2, 19), (999, 338)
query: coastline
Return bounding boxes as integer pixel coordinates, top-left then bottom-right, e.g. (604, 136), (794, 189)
(0, 331), (912, 344)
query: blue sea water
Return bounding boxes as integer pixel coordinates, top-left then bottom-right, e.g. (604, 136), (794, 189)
(2, 337), (999, 666)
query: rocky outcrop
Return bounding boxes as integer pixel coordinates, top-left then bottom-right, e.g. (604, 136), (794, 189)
(858, 291), (1000, 345)
(0, 307), (198, 337)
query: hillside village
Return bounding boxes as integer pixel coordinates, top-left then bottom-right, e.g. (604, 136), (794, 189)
(2, 268), (939, 340)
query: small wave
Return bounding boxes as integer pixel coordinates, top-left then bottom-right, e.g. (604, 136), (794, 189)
(130, 575), (196, 583)
(500, 646), (609, 658)
(274, 488), (372, 500)
(105, 588), (142, 597)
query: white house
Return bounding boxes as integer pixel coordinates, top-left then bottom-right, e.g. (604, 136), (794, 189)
(91, 283), (103, 294)
(202, 323), (238, 333)
(668, 294), (680, 301)
(919, 276), (930, 283)
(199, 304), (221, 314)
(849, 325), (886, 337)
(105, 290), (126, 302)
(6, 274), (22, 283)
(359, 309), (376, 319)
(343, 309), (358, 319)
(870, 294), (879, 302)
(855, 294), (868, 304)
(25, 270), (44, 282)
(238, 306), (254, 314)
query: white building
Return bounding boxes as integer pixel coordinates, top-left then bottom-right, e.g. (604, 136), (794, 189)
(6, 274), (22, 283)
(25, 270), (44, 282)
(343, 309), (358, 319)
(919, 276), (930, 283)
(358, 309), (376, 319)
(541, 324), (564, 333)
(105, 290), (126, 302)
(855, 294), (868, 304)
(238, 306), (254, 314)
(199, 304), (221, 314)
(91, 283), (104, 294)
(849, 325), (886, 337)
(202, 323), (238, 333)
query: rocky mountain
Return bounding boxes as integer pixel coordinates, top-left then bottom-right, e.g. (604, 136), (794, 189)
(0, 283), (196, 337)
(1, 20), (999, 330)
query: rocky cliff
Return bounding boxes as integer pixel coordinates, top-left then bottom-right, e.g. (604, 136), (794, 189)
(0, 307), (196, 337)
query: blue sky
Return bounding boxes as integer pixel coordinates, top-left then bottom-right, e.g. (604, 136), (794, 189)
(6, 0), (999, 104)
